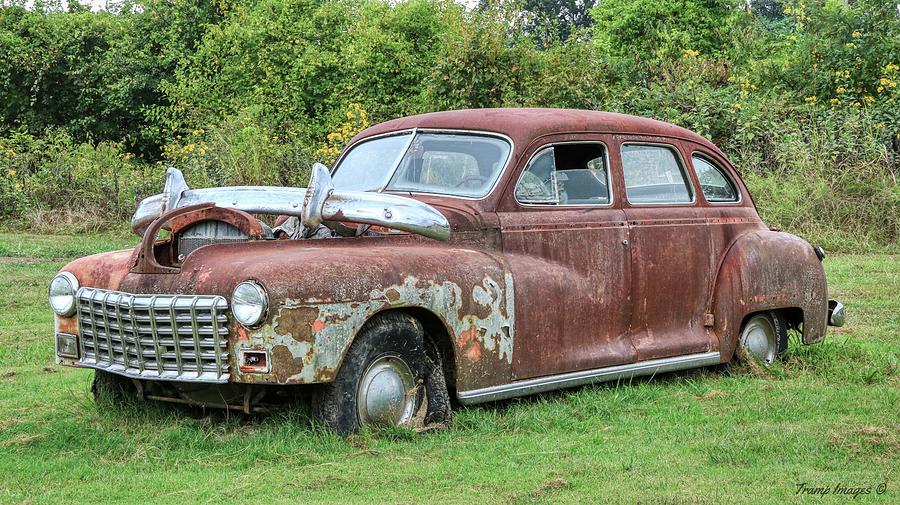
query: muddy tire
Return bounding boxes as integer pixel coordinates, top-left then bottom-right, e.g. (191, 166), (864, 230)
(91, 370), (135, 405)
(312, 312), (439, 435)
(738, 311), (789, 365)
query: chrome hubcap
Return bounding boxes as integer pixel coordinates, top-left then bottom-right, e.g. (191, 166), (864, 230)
(356, 354), (417, 426)
(740, 315), (776, 364)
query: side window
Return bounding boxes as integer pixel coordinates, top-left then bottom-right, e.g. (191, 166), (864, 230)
(621, 144), (693, 204)
(691, 155), (739, 203)
(515, 143), (610, 205)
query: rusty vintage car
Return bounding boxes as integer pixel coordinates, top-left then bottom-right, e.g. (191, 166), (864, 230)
(50, 108), (845, 433)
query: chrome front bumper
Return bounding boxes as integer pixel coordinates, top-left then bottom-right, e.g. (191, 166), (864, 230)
(828, 299), (845, 327)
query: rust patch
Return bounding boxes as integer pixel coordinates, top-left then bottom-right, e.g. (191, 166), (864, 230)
(313, 367), (336, 382)
(270, 345), (305, 383)
(55, 316), (78, 335)
(456, 325), (483, 362)
(275, 306), (319, 343)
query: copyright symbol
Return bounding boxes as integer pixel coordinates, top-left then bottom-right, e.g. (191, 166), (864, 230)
(877, 482), (887, 495)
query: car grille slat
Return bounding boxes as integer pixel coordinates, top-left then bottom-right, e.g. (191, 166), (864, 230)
(75, 287), (230, 383)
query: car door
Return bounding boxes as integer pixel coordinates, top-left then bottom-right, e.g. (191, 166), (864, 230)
(497, 135), (637, 380)
(616, 137), (715, 360)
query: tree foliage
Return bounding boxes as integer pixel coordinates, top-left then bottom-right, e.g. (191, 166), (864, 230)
(0, 0), (897, 247)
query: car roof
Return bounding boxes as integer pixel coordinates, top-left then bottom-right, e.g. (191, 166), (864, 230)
(352, 108), (720, 152)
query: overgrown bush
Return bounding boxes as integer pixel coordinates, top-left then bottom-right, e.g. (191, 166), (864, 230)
(0, 128), (162, 232)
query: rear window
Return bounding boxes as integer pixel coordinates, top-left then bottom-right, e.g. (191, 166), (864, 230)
(691, 155), (739, 203)
(621, 144), (693, 204)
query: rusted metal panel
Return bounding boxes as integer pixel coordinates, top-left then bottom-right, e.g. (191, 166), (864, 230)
(622, 205), (715, 360)
(493, 131), (636, 378)
(710, 230), (829, 360)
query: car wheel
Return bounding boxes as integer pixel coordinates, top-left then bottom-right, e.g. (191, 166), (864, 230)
(738, 311), (788, 365)
(312, 312), (433, 435)
(91, 370), (135, 405)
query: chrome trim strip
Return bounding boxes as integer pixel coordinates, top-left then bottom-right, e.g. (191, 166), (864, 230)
(190, 297), (202, 374)
(147, 295), (163, 376)
(169, 295), (183, 375)
(457, 351), (722, 405)
(210, 298), (225, 381)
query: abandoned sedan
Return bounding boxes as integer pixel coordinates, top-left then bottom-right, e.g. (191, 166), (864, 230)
(50, 109), (845, 434)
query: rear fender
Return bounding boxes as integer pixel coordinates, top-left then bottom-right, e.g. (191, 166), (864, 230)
(710, 230), (828, 361)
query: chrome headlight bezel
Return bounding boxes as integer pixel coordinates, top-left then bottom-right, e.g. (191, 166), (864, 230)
(231, 281), (268, 328)
(49, 272), (79, 317)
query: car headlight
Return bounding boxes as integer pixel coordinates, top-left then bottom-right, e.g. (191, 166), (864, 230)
(232, 281), (268, 327)
(49, 272), (79, 316)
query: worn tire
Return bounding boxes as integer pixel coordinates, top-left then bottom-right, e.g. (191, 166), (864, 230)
(738, 311), (789, 365)
(91, 370), (135, 405)
(312, 312), (434, 435)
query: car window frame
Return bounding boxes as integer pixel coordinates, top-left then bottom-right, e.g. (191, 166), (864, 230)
(332, 128), (515, 202)
(620, 141), (697, 207)
(513, 140), (614, 209)
(689, 152), (743, 205)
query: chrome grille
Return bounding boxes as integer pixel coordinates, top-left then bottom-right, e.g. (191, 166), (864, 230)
(75, 287), (230, 383)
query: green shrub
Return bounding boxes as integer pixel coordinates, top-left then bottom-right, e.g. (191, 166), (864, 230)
(0, 129), (161, 232)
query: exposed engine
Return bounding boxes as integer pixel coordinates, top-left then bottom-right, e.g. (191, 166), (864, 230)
(176, 220), (273, 261)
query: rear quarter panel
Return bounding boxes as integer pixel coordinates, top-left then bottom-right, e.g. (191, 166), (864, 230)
(711, 230), (828, 360)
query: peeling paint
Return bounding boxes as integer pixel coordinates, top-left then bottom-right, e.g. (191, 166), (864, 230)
(236, 273), (514, 384)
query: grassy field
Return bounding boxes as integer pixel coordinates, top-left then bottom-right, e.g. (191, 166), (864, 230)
(0, 232), (896, 504)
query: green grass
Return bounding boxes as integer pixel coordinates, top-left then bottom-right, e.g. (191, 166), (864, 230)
(0, 233), (896, 504)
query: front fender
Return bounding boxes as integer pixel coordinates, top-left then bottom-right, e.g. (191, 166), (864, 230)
(199, 241), (515, 390)
(710, 230), (828, 361)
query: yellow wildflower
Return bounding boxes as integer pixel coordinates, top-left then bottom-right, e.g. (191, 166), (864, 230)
(829, 98), (840, 105)
(733, 103), (742, 110)
(683, 49), (700, 58)
(864, 96), (874, 104)
(852, 102), (861, 107)
(836, 86), (846, 94)
(851, 31), (862, 38)
(877, 86), (885, 93)
(884, 63), (899, 72)
(804, 96), (817, 104)
(845, 42), (855, 49)
(6, 169), (15, 177)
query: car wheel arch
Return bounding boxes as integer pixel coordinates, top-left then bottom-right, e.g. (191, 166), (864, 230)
(709, 230), (827, 362)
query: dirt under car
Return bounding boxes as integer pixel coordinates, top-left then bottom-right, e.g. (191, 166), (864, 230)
(49, 108), (845, 434)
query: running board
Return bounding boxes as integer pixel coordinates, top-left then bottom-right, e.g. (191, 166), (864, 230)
(457, 351), (722, 405)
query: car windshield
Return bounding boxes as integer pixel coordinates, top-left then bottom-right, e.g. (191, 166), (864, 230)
(331, 132), (511, 198)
